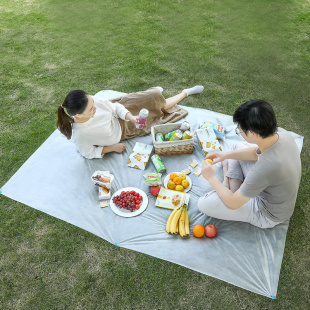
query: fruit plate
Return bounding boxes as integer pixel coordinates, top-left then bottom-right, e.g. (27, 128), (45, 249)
(163, 173), (192, 193)
(110, 187), (148, 218)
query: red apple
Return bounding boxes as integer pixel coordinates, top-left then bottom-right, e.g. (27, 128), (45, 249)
(151, 186), (161, 197)
(205, 224), (217, 238)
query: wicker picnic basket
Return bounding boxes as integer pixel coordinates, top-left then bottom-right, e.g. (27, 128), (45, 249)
(151, 122), (194, 155)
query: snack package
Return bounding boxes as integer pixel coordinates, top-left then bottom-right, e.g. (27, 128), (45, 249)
(155, 187), (190, 210)
(98, 185), (111, 200)
(143, 172), (162, 186)
(127, 142), (153, 170)
(91, 171), (114, 189)
(195, 127), (223, 156)
(200, 122), (226, 140)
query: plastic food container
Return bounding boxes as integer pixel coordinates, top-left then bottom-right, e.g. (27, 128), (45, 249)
(91, 171), (114, 189)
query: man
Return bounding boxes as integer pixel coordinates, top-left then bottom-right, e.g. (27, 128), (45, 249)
(198, 99), (301, 228)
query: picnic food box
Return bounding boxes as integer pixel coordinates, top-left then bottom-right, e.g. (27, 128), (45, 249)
(151, 122), (194, 155)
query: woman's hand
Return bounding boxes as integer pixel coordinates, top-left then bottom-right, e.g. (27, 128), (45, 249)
(206, 151), (226, 164)
(131, 115), (139, 124)
(101, 143), (126, 156)
(125, 112), (139, 124)
(201, 160), (216, 181)
(112, 143), (127, 153)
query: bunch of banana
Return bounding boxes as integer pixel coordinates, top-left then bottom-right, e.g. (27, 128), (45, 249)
(166, 204), (190, 238)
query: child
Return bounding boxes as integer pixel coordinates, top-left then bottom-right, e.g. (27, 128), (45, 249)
(57, 86), (203, 159)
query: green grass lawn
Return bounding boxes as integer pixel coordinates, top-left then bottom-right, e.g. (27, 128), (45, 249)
(1, 0), (309, 308)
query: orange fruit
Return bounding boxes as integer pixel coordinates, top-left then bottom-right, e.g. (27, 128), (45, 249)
(170, 172), (178, 181)
(182, 179), (190, 189)
(167, 180), (176, 190)
(204, 158), (213, 164)
(179, 174), (186, 181)
(175, 185), (184, 192)
(193, 224), (205, 238)
(173, 177), (182, 185)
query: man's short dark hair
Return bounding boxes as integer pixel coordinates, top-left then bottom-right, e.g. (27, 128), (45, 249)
(233, 99), (277, 138)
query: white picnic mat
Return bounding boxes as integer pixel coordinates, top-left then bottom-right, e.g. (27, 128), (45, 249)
(1, 90), (304, 298)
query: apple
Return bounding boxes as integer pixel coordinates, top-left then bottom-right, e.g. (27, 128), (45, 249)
(205, 224), (217, 238)
(151, 186), (161, 197)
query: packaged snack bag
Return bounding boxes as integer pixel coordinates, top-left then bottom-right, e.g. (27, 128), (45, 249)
(155, 187), (190, 210)
(143, 172), (162, 186)
(91, 171), (114, 201)
(195, 127), (222, 156)
(98, 186), (111, 200)
(127, 142), (153, 170)
(91, 171), (114, 189)
(200, 122), (226, 140)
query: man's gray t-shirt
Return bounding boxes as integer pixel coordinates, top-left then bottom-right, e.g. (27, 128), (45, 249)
(240, 128), (301, 222)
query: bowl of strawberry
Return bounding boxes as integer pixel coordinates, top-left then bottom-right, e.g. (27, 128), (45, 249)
(112, 190), (143, 212)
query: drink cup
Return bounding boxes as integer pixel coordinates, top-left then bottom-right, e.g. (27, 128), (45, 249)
(135, 109), (149, 129)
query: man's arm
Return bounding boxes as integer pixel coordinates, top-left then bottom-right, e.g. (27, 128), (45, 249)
(207, 146), (258, 164)
(224, 146), (258, 161)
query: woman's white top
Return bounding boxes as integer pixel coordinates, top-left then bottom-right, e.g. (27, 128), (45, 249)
(72, 96), (129, 159)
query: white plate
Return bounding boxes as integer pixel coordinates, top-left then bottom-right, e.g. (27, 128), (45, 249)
(110, 187), (148, 218)
(164, 172), (192, 192)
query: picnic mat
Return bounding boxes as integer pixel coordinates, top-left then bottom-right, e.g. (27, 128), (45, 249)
(1, 90), (304, 298)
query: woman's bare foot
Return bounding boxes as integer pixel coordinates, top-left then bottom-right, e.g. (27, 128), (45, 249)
(163, 85), (204, 110)
(222, 161), (229, 188)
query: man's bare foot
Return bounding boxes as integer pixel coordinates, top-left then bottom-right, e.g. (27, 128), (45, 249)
(222, 161), (229, 188)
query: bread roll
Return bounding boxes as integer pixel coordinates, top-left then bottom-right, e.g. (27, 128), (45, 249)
(99, 176), (111, 183)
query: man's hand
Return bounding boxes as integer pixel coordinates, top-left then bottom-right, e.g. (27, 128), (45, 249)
(207, 146), (258, 163)
(206, 151), (226, 164)
(201, 160), (216, 181)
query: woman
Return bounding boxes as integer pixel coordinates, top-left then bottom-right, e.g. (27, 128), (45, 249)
(56, 86), (203, 159)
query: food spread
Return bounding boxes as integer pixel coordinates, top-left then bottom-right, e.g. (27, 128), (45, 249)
(92, 120), (223, 237)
